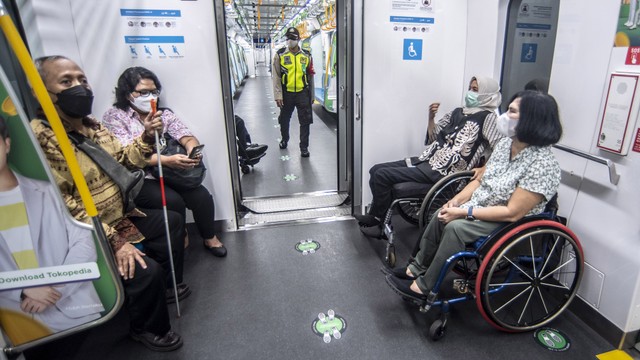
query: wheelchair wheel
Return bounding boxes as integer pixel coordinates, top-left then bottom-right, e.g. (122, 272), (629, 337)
(475, 220), (584, 332)
(418, 171), (474, 229)
(429, 319), (446, 341)
(396, 199), (422, 225)
(241, 164), (250, 174)
(385, 244), (396, 267)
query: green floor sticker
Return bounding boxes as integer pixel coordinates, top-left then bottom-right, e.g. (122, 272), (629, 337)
(295, 239), (320, 255)
(312, 310), (346, 343)
(284, 174), (298, 181)
(534, 328), (570, 351)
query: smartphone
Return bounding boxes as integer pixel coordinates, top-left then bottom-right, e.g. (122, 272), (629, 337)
(189, 144), (205, 159)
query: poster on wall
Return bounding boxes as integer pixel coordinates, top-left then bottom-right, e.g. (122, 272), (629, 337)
(0, 71), (105, 347)
(389, 0), (434, 34)
(614, 0), (640, 47)
(120, 8), (186, 60)
(597, 73), (638, 154)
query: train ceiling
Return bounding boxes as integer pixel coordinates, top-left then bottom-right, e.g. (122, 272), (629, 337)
(224, 0), (336, 45)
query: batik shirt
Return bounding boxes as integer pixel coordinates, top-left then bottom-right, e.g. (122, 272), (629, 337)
(31, 117), (154, 251)
(462, 137), (561, 216)
(417, 108), (503, 181)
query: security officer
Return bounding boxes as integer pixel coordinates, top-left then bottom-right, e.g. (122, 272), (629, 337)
(273, 27), (315, 157)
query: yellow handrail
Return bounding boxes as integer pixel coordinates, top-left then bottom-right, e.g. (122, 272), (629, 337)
(0, 10), (98, 217)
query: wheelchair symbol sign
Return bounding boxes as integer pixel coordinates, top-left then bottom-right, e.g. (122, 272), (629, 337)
(403, 39), (422, 60)
(521, 43), (537, 63)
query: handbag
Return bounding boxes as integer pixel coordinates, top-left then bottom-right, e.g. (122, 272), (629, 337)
(149, 132), (206, 191)
(66, 131), (144, 213)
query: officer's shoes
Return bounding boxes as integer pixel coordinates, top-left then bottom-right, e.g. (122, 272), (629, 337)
(279, 140), (288, 149)
(301, 148), (310, 157)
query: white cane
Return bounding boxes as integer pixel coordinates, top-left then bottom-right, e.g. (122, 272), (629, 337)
(151, 99), (181, 317)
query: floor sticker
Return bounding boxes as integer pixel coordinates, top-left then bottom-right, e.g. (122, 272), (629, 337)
(312, 309), (346, 343)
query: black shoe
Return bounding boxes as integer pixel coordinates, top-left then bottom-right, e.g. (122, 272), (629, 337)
(166, 283), (192, 304)
(360, 224), (384, 239)
(353, 214), (380, 227)
(204, 242), (227, 257)
(385, 274), (427, 301)
(279, 140), (288, 149)
(381, 266), (416, 280)
(130, 330), (183, 352)
(245, 144), (268, 159)
(301, 148), (310, 157)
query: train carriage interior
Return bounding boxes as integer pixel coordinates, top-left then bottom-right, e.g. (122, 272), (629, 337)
(0, 0), (639, 359)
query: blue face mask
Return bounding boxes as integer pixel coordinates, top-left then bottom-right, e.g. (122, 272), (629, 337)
(465, 91), (479, 108)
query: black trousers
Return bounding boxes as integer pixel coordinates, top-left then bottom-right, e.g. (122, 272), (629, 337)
(124, 259), (171, 336)
(235, 115), (252, 152)
(279, 90), (313, 149)
(367, 160), (434, 218)
(135, 179), (217, 239)
(130, 207), (185, 284)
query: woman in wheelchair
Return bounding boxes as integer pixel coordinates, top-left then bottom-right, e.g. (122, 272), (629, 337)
(385, 90), (563, 302)
(356, 75), (503, 238)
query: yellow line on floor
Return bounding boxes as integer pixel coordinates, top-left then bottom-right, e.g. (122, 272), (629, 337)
(596, 349), (634, 360)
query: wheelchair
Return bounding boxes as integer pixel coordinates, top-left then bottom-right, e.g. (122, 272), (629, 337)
(384, 177), (584, 340)
(383, 171), (476, 266)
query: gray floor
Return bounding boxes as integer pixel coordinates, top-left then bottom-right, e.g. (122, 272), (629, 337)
(234, 66), (338, 197)
(25, 219), (615, 360)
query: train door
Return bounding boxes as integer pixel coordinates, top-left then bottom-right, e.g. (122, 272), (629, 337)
(500, 0), (559, 111)
(214, 0), (353, 228)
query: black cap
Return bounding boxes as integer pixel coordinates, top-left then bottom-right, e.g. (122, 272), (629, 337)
(285, 27), (300, 40)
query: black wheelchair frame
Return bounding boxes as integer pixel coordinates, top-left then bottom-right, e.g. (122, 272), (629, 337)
(382, 172), (585, 340)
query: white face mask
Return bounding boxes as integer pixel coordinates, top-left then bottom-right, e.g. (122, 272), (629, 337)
(286, 39), (299, 49)
(497, 112), (518, 138)
(130, 94), (158, 113)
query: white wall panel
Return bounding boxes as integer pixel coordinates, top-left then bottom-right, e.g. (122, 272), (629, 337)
(360, 0), (468, 208)
(551, 0), (640, 332)
(18, 0), (235, 224)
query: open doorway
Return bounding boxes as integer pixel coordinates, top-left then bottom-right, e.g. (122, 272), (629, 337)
(213, 0), (353, 228)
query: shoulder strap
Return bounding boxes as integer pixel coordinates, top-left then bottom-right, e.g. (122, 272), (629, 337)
(51, 125), (143, 209)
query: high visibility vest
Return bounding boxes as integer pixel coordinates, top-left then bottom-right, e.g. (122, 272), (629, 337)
(279, 48), (311, 93)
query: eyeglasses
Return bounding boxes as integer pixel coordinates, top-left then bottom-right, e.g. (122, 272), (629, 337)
(133, 89), (161, 97)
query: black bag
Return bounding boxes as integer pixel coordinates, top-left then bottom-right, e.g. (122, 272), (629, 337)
(66, 131), (144, 213)
(149, 133), (206, 191)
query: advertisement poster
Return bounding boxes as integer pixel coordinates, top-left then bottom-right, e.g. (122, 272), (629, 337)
(0, 72), (105, 346)
(615, 0), (640, 47)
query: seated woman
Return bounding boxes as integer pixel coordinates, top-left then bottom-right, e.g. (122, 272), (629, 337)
(356, 76), (503, 237)
(385, 90), (562, 300)
(102, 67), (226, 257)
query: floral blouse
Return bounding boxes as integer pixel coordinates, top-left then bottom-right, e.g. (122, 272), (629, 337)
(462, 137), (561, 216)
(102, 107), (193, 146)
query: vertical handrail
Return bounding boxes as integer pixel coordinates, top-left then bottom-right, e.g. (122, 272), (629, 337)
(553, 144), (620, 185)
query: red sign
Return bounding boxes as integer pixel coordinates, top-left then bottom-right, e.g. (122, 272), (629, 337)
(633, 128), (640, 153)
(626, 47), (640, 65)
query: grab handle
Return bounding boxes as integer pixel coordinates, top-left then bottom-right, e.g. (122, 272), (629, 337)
(553, 144), (620, 185)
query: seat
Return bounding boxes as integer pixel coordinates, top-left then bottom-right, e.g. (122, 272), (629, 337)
(388, 193), (584, 341)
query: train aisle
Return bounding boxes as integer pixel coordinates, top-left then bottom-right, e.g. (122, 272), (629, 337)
(234, 65), (338, 198)
(26, 220), (615, 360)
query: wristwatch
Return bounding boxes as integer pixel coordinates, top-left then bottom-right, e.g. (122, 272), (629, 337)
(465, 206), (476, 221)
